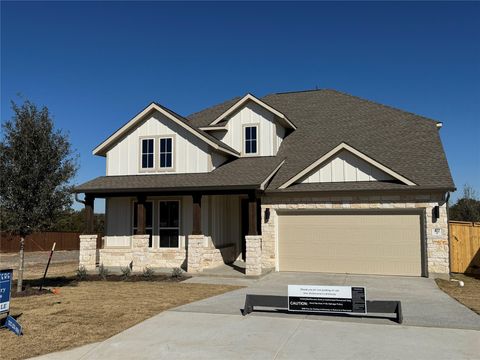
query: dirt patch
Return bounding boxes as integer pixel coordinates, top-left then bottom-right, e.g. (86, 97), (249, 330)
(11, 287), (52, 298)
(436, 274), (480, 315)
(0, 250), (79, 281)
(0, 281), (241, 360)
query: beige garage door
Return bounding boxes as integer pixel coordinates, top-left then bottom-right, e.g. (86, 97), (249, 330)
(278, 211), (422, 276)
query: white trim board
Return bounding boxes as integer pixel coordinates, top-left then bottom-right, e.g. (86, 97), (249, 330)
(260, 160), (286, 190)
(93, 103), (239, 157)
(278, 143), (417, 189)
(208, 93), (297, 130)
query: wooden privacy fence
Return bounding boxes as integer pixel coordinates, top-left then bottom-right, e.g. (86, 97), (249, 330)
(449, 221), (480, 274)
(0, 232), (85, 253)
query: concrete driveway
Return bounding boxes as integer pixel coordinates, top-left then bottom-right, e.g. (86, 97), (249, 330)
(180, 272), (480, 330)
(34, 272), (480, 360)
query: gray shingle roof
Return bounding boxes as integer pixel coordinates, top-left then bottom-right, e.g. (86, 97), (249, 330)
(187, 89), (455, 191)
(74, 157), (282, 193)
(76, 89), (454, 194)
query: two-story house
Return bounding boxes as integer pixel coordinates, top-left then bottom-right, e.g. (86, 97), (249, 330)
(75, 89), (454, 277)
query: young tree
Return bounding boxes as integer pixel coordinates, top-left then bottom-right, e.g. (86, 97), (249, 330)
(0, 100), (78, 292)
(449, 185), (480, 222)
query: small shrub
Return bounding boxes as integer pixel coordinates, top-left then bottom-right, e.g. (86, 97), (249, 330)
(98, 263), (109, 280)
(142, 266), (155, 280)
(77, 265), (88, 280)
(171, 267), (183, 279)
(120, 266), (131, 280)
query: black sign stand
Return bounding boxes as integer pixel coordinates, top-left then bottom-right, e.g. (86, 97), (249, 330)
(242, 294), (403, 324)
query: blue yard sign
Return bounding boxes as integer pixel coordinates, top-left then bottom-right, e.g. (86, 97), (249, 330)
(0, 269), (13, 315)
(5, 315), (22, 336)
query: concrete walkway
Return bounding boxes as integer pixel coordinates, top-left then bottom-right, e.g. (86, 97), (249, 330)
(34, 312), (480, 360)
(33, 273), (480, 359)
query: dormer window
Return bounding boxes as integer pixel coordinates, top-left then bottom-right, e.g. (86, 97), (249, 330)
(141, 138), (155, 169)
(160, 137), (173, 168)
(244, 125), (258, 155)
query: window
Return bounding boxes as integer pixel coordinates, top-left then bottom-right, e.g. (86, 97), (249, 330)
(159, 200), (179, 248)
(244, 126), (257, 154)
(133, 201), (154, 247)
(159, 138), (173, 168)
(141, 139), (154, 169)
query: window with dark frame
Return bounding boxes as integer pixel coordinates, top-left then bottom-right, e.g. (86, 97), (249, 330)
(245, 126), (257, 154)
(132, 201), (154, 247)
(141, 139), (154, 169)
(159, 200), (179, 248)
(160, 138), (173, 168)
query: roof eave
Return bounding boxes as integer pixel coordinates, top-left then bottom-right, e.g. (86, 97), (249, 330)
(209, 93), (297, 130)
(92, 102), (240, 158)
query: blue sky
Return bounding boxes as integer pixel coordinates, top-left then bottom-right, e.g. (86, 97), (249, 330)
(2, 1), (479, 212)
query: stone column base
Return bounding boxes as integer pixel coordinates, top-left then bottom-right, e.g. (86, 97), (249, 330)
(245, 235), (262, 276)
(79, 234), (97, 271)
(187, 235), (206, 273)
(132, 234), (150, 273)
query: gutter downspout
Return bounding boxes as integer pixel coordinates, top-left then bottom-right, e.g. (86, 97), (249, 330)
(75, 193), (86, 205)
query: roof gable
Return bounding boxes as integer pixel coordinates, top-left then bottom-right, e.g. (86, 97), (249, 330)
(93, 102), (239, 157)
(297, 148), (396, 184)
(207, 93), (296, 130)
(279, 143), (416, 189)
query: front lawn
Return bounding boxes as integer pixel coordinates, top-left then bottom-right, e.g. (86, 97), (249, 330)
(435, 274), (480, 315)
(0, 279), (240, 360)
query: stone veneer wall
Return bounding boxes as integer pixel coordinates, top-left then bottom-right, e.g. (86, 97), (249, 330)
(100, 235), (187, 271)
(100, 235), (235, 273)
(187, 235), (237, 273)
(79, 234), (97, 271)
(261, 192), (449, 276)
(245, 235), (262, 276)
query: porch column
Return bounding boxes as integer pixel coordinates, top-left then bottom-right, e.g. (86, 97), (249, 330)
(84, 194), (95, 234)
(192, 193), (202, 235)
(246, 191), (262, 276)
(248, 192), (258, 235)
(136, 195), (146, 235)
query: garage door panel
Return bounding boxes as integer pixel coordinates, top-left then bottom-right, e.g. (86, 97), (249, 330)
(278, 212), (422, 276)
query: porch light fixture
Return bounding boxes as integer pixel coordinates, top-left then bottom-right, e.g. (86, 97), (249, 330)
(433, 206), (440, 222)
(264, 208), (270, 223)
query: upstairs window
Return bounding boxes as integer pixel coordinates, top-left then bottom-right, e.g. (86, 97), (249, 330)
(244, 126), (258, 154)
(141, 138), (154, 169)
(160, 137), (173, 168)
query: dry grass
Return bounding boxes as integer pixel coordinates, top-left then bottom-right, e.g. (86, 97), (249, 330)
(0, 281), (240, 360)
(435, 274), (480, 315)
(20, 261), (78, 280)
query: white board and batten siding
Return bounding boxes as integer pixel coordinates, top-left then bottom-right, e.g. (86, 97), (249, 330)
(213, 101), (285, 156)
(106, 112), (227, 176)
(299, 150), (394, 184)
(105, 195), (241, 249)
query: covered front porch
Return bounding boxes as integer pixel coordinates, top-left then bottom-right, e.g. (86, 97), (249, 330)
(78, 189), (264, 276)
